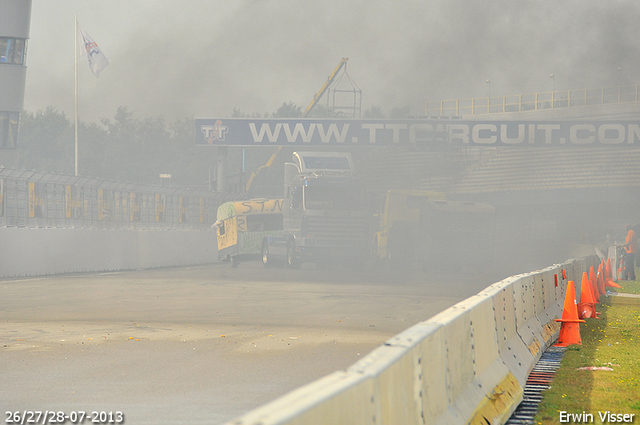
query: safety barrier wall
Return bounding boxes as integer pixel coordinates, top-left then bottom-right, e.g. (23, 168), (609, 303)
(226, 256), (599, 425)
(0, 168), (246, 277)
(0, 227), (219, 278)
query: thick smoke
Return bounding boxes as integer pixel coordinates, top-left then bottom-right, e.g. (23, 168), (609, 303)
(23, 0), (640, 122)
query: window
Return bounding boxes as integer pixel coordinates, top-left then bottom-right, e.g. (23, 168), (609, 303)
(302, 156), (350, 170)
(291, 186), (302, 210)
(0, 112), (19, 148)
(0, 38), (27, 65)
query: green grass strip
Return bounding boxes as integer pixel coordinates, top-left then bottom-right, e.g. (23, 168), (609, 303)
(534, 278), (640, 424)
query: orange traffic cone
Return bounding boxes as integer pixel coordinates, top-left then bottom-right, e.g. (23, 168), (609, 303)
(605, 277), (622, 288)
(578, 272), (597, 319)
(554, 280), (585, 346)
(605, 258), (612, 280)
(618, 262), (623, 280)
(597, 263), (605, 295)
(589, 266), (600, 303)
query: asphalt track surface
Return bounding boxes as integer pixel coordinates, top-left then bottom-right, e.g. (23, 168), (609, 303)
(1, 262), (509, 424)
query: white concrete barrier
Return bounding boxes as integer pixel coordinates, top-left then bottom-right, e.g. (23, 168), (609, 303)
(3, 226), (598, 424)
(226, 256), (600, 425)
(0, 227), (217, 278)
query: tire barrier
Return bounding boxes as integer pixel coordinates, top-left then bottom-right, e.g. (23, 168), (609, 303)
(226, 256), (600, 425)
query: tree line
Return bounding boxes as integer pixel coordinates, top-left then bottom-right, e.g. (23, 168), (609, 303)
(17, 106), (211, 188)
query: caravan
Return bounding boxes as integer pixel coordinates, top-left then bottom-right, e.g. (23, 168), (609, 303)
(215, 198), (284, 267)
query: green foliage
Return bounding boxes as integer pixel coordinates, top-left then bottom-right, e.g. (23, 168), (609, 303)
(305, 103), (331, 118)
(535, 295), (640, 424)
(619, 273), (640, 294)
(232, 107), (247, 117)
(18, 107), (73, 174)
(272, 101), (302, 118)
(18, 106), (213, 187)
(389, 105), (413, 119)
(231, 108), (266, 118)
(364, 105), (386, 118)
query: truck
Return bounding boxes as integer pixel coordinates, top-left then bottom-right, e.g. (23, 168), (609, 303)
(215, 198), (284, 268)
(372, 189), (495, 271)
(260, 151), (369, 269)
(372, 190), (446, 264)
(413, 198), (495, 271)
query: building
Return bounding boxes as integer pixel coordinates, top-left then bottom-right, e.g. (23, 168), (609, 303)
(0, 0), (31, 168)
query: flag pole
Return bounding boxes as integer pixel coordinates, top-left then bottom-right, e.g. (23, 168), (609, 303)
(74, 15), (78, 177)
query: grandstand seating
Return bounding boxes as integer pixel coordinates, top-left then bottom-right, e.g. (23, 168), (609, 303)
(359, 100), (640, 196)
(359, 142), (640, 195)
(359, 148), (454, 193)
(449, 146), (640, 194)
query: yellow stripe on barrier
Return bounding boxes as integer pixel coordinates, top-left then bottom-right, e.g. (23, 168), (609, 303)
(542, 319), (562, 343)
(528, 339), (542, 358)
(468, 372), (523, 425)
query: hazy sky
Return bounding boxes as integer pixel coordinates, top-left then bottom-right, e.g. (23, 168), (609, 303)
(23, 0), (640, 123)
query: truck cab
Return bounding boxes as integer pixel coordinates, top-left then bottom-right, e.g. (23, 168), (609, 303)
(372, 190), (495, 271)
(261, 152), (369, 268)
(372, 190), (446, 263)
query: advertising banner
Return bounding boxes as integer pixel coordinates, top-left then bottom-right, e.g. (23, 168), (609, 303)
(98, 189), (112, 221)
(28, 182), (44, 218)
(179, 196), (188, 223)
(65, 185), (82, 219)
(129, 192), (140, 222)
(155, 194), (165, 222)
(196, 118), (640, 147)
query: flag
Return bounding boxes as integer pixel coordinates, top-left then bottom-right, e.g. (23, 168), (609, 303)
(77, 25), (109, 77)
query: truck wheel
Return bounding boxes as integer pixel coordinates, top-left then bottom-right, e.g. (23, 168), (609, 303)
(262, 240), (273, 268)
(231, 255), (240, 268)
(287, 240), (301, 269)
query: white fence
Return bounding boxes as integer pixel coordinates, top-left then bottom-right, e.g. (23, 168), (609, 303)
(226, 256), (598, 425)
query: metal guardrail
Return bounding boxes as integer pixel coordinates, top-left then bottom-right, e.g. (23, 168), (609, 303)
(426, 85), (640, 117)
(0, 167), (236, 230)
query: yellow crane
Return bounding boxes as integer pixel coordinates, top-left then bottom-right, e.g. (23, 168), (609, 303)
(245, 58), (350, 194)
(302, 57), (349, 118)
